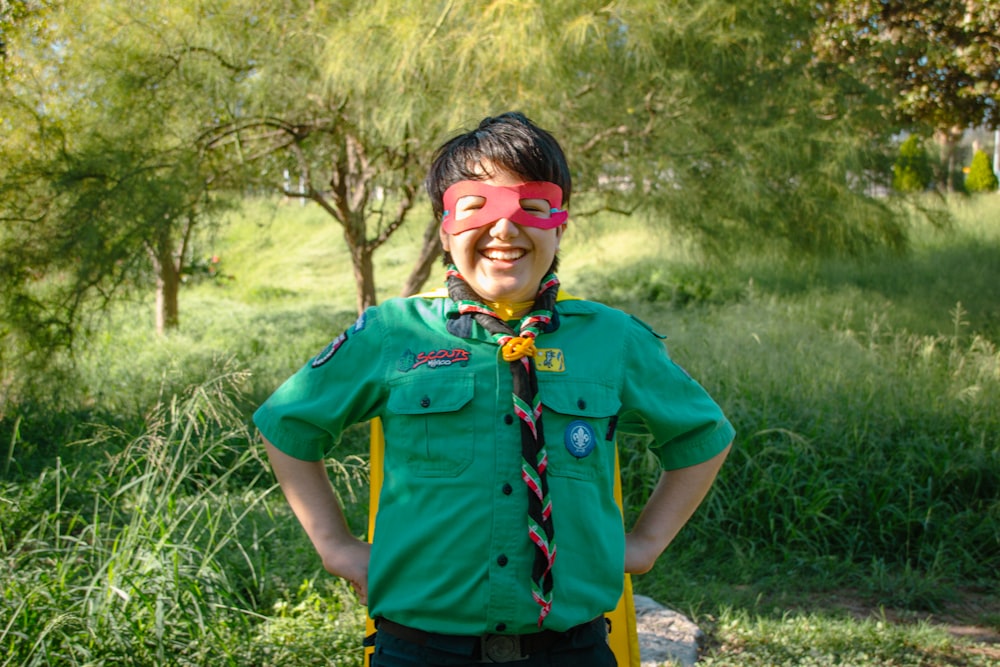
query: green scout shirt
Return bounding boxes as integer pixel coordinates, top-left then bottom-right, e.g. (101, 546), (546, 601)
(253, 293), (735, 636)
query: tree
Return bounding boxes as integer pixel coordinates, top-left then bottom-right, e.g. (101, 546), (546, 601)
(813, 1), (1000, 190)
(203, 0), (911, 311)
(195, 0), (431, 312)
(893, 135), (933, 192)
(4, 0), (920, 362)
(966, 149), (999, 192)
(1, 1), (46, 63)
(1, 0), (232, 344)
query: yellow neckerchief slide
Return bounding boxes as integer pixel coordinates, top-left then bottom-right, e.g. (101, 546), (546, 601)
(362, 291), (640, 667)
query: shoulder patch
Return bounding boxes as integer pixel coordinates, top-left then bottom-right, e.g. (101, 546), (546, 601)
(311, 332), (347, 368)
(311, 312), (372, 368)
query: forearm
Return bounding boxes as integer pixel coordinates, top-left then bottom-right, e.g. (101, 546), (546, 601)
(625, 442), (732, 574)
(264, 437), (370, 600)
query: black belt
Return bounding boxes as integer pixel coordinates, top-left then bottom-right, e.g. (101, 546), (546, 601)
(375, 616), (606, 663)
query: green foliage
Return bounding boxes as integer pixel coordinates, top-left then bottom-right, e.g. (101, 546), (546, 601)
(813, 1), (1000, 133)
(4, 0), (928, 361)
(619, 295), (1000, 584)
(965, 150), (999, 193)
(242, 580), (366, 667)
(4, 197), (1000, 664)
(893, 135), (933, 193)
(0, 369), (368, 665)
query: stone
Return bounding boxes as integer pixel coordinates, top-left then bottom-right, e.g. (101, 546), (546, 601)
(633, 594), (703, 667)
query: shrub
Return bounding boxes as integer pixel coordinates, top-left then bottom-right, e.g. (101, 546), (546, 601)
(892, 135), (933, 193)
(965, 149), (999, 193)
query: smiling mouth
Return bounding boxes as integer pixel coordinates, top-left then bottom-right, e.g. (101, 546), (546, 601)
(481, 248), (526, 261)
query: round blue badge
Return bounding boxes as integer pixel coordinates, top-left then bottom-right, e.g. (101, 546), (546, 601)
(564, 420), (597, 458)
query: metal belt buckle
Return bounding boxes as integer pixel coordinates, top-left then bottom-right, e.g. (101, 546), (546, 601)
(480, 633), (526, 663)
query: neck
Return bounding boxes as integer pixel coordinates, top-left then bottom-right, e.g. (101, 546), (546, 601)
(485, 299), (535, 319)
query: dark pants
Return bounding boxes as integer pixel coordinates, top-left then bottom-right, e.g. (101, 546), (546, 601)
(370, 618), (618, 667)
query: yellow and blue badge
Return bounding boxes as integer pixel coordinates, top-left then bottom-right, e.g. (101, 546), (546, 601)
(535, 348), (564, 372)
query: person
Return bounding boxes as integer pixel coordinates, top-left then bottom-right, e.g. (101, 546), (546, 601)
(253, 111), (735, 667)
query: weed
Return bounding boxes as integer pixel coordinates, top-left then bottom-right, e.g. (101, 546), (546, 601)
(3, 194), (999, 665)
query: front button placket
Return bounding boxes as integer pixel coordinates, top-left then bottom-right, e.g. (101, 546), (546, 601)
(485, 341), (523, 629)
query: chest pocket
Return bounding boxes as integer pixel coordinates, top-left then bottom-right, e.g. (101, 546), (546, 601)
(540, 380), (621, 480)
(386, 373), (476, 476)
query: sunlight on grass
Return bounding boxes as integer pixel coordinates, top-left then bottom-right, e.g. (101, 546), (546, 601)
(212, 198), (355, 307)
(3, 193), (998, 666)
(701, 607), (995, 666)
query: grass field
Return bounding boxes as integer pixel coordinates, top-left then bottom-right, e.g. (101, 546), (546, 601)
(2, 193), (999, 666)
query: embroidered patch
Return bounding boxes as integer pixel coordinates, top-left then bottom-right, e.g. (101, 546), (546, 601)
(352, 312), (368, 333)
(535, 348), (565, 372)
(397, 348), (471, 372)
(311, 332), (347, 368)
(564, 420), (597, 458)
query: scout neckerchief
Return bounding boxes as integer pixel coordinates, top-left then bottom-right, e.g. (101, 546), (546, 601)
(445, 265), (558, 627)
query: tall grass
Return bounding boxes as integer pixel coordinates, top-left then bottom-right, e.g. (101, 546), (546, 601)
(0, 366), (367, 666)
(624, 294), (999, 593)
(1, 193), (998, 665)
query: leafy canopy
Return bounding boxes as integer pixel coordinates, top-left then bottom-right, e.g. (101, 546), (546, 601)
(813, 1), (1000, 132)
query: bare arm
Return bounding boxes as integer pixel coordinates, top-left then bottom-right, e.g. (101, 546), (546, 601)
(264, 437), (371, 603)
(625, 443), (732, 574)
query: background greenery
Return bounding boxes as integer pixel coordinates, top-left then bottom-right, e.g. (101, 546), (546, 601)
(6, 0), (999, 353)
(4, 2), (1000, 665)
(2, 194), (998, 666)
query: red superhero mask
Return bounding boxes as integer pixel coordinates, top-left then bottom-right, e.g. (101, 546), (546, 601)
(441, 180), (568, 234)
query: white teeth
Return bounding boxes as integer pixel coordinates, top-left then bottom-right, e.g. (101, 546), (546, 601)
(482, 249), (525, 261)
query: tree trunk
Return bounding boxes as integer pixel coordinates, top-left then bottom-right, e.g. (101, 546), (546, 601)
(400, 217), (443, 297)
(935, 126), (963, 193)
(153, 243), (181, 334)
(351, 244), (377, 314)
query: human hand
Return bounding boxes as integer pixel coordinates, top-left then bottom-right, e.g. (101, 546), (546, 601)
(624, 531), (661, 574)
(624, 445), (732, 575)
(319, 537), (372, 604)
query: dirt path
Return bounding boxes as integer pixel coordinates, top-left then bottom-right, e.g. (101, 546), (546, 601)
(815, 588), (1000, 661)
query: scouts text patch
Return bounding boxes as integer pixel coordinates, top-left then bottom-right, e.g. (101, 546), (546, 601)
(398, 348), (471, 372)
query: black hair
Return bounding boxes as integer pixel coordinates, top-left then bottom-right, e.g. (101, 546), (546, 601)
(425, 111), (572, 221)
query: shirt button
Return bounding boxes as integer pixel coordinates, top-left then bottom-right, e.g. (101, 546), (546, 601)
(502, 483), (513, 495)
(504, 414), (514, 425)
(577, 398), (586, 410)
(495, 623), (507, 632)
(497, 554), (508, 567)
(420, 396), (431, 408)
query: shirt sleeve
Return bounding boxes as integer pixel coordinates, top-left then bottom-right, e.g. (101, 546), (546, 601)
(617, 314), (735, 470)
(252, 306), (387, 461)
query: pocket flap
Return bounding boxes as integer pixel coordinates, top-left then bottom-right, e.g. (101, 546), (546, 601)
(388, 374), (475, 414)
(540, 379), (620, 418)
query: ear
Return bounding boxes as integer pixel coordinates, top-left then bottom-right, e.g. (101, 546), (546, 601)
(554, 223), (566, 248)
(438, 225), (451, 252)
